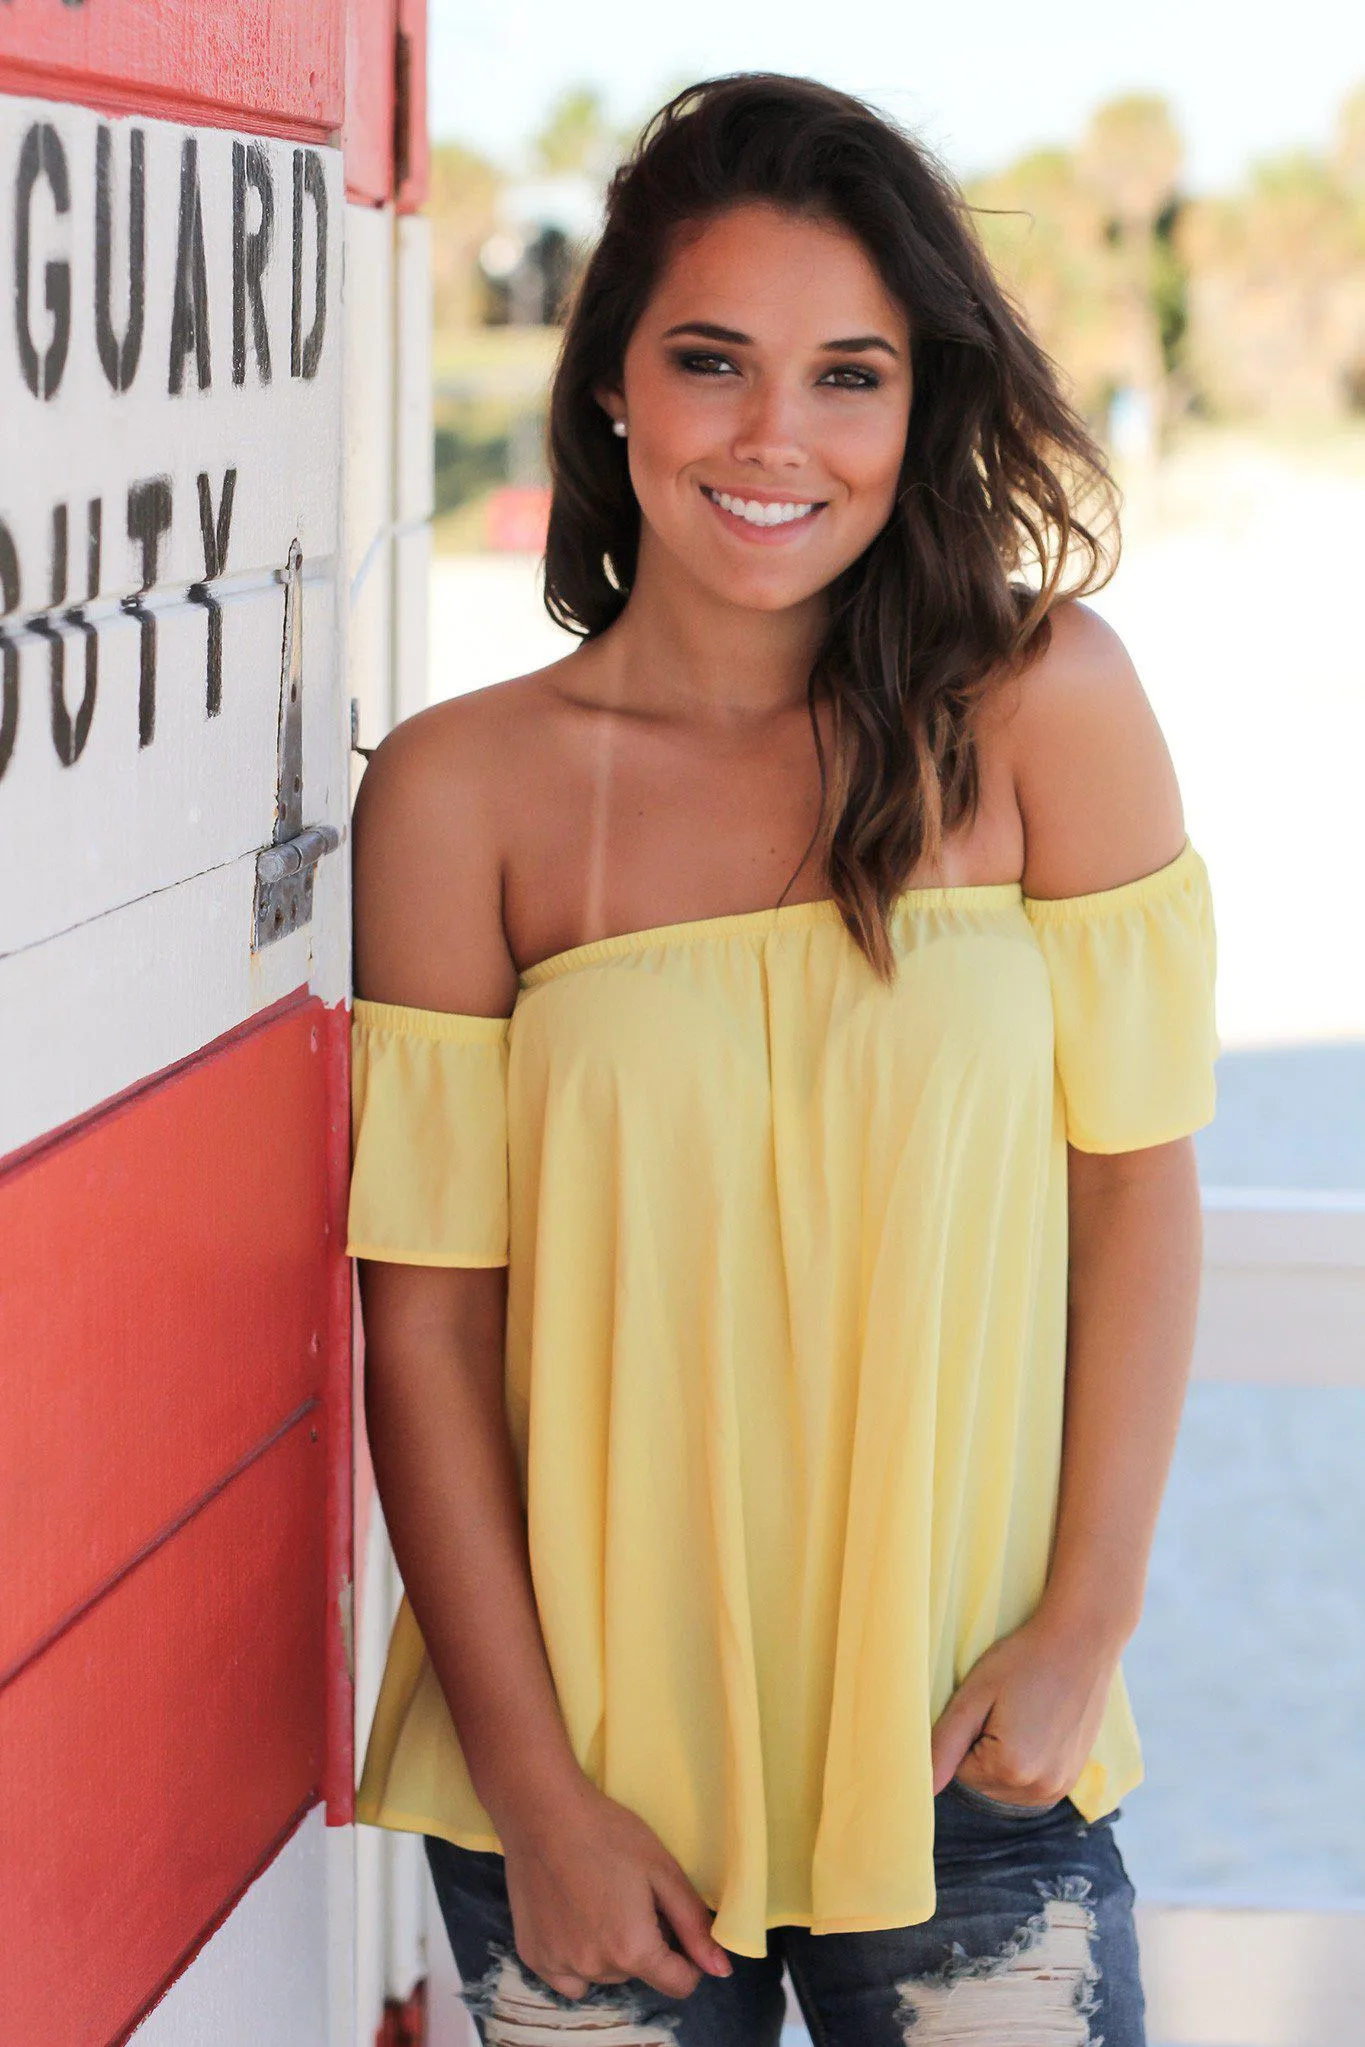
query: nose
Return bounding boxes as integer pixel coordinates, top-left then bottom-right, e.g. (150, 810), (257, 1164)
(729, 378), (808, 471)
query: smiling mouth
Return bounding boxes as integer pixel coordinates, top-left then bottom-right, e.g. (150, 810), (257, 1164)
(700, 485), (826, 528)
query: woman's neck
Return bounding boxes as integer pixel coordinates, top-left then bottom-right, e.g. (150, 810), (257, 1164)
(595, 531), (829, 726)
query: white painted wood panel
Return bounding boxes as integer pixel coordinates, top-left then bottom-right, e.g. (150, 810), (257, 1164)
(394, 213), (434, 528)
(0, 834), (348, 1155)
(389, 1831), (430, 2005)
(1, 576), (340, 953)
(393, 517), (430, 728)
(0, 97), (348, 1145)
(327, 1823), (361, 2047)
(0, 102), (341, 604)
(344, 204), (395, 593)
(348, 521), (393, 769)
(128, 1808), (334, 2047)
(344, 202), (396, 762)
(388, 245), (434, 732)
(355, 1500), (402, 2045)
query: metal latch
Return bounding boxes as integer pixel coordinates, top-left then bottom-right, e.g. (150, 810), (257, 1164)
(254, 539), (341, 949)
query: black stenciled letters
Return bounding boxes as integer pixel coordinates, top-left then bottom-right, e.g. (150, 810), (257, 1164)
(0, 522), (19, 782)
(190, 467), (237, 717)
(59, 502), (100, 767)
(232, 141), (274, 387)
(30, 502), (100, 768)
(168, 136), (211, 395)
(14, 122), (72, 401)
(290, 148), (327, 380)
(123, 477), (173, 747)
(95, 124), (146, 394)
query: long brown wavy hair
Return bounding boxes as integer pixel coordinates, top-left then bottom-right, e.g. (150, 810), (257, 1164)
(543, 73), (1120, 982)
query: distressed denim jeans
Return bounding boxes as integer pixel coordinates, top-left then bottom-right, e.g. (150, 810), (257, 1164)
(423, 1780), (1146, 2044)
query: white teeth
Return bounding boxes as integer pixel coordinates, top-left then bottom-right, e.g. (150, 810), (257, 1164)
(709, 488), (817, 527)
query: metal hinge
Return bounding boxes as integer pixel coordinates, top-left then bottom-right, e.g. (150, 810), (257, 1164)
(253, 539), (341, 949)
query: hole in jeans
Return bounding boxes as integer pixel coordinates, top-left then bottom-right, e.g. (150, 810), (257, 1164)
(893, 1876), (1101, 2044)
(457, 1946), (683, 2044)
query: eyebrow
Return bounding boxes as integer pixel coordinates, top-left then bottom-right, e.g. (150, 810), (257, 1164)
(661, 320), (900, 359)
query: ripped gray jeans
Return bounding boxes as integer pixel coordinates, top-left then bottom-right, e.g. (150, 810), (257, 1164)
(423, 1781), (1146, 2044)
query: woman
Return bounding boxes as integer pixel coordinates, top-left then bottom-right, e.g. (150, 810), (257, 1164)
(347, 73), (1218, 2047)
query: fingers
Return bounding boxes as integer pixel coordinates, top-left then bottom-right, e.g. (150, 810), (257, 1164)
(518, 1887), (717, 2007)
(650, 1865), (733, 1980)
(630, 1937), (704, 2001)
(929, 1681), (992, 1794)
(533, 1940), (697, 2006)
(957, 1735), (1084, 1806)
(537, 1966), (591, 2000)
(503, 1802), (732, 2009)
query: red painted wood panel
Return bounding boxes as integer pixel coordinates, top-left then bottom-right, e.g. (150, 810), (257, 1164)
(0, 1001), (332, 1676)
(343, 0), (427, 208)
(344, 0), (397, 204)
(396, 0), (429, 213)
(0, 1417), (326, 2047)
(0, 0), (343, 142)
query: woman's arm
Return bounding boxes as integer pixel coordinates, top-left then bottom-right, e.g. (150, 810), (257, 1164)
(931, 600), (1204, 1800)
(1045, 1135), (1202, 1648)
(929, 1139), (1202, 1803)
(353, 709), (588, 1831)
(352, 704), (731, 1997)
(359, 1254), (587, 1830)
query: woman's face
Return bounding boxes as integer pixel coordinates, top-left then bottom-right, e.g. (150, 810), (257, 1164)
(608, 201), (913, 615)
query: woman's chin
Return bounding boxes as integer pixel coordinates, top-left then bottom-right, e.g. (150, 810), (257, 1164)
(682, 559), (835, 616)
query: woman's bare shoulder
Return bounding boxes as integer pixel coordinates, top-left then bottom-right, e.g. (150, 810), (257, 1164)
(995, 599), (1186, 900)
(350, 659), (576, 1015)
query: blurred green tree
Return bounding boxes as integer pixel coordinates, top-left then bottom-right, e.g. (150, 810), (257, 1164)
(532, 84), (618, 179)
(967, 94), (1186, 435)
(1178, 118), (1365, 418)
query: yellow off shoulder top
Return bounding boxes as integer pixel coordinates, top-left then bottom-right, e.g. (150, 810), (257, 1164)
(347, 837), (1219, 1959)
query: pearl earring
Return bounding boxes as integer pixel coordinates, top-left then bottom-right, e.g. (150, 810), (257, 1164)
(612, 418), (628, 438)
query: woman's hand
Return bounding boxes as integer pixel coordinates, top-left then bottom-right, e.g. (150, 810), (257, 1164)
(929, 1608), (1122, 1805)
(498, 1778), (734, 2004)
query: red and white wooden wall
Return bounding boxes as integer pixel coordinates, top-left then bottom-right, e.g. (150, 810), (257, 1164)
(0, 4), (431, 2042)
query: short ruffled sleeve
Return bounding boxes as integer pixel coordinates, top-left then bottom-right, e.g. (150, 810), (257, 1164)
(346, 998), (511, 1266)
(1022, 837), (1219, 1153)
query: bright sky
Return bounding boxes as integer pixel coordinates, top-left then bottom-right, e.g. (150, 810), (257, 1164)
(429, 0), (1364, 193)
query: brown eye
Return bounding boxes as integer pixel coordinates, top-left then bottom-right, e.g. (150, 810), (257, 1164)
(673, 350), (737, 376)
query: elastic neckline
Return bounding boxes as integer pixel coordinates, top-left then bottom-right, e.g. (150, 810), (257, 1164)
(1019, 836), (1198, 926)
(517, 879), (1024, 989)
(353, 996), (510, 1040)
